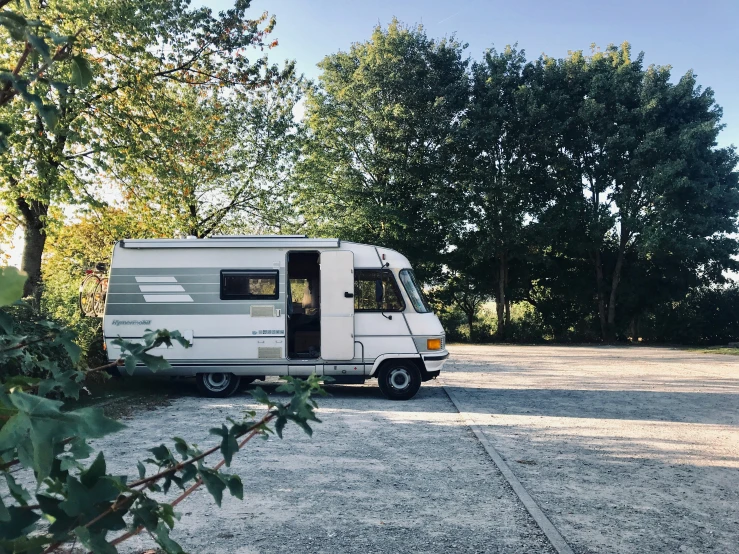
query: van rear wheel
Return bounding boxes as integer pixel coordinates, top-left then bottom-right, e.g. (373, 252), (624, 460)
(378, 362), (421, 400)
(196, 373), (241, 398)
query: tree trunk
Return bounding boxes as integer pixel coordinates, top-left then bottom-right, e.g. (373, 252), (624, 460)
(496, 253), (506, 338)
(594, 250), (608, 341)
(467, 310), (475, 341)
(606, 231), (629, 341)
(505, 298), (511, 328)
(16, 197), (49, 305)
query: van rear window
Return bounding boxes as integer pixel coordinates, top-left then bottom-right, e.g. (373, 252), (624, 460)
(220, 270), (279, 300)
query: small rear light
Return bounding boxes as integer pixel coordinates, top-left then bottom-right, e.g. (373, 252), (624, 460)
(427, 338), (442, 350)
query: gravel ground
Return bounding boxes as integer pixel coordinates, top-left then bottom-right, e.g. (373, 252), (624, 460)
(98, 379), (555, 554)
(442, 344), (739, 554)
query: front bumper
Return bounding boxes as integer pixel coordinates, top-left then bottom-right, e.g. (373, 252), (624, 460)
(421, 349), (449, 373)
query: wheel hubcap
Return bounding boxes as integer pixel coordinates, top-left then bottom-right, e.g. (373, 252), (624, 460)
(204, 373), (230, 392)
(389, 368), (411, 390)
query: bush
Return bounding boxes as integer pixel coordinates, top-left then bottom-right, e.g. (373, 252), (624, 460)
(0, 267), (326, 553)
(641, 285), (739, 345)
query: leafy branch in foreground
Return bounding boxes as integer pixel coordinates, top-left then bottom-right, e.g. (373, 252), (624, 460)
(0, 268), (327, 553)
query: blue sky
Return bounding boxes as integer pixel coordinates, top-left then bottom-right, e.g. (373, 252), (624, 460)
(200, 0), (739, 149)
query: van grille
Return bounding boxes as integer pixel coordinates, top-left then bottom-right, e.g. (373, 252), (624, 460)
(250, 305), (275, 317)
(258, 347), (282, 359)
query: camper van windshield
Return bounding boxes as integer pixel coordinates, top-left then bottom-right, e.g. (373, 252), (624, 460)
(399, 269), (431, 313)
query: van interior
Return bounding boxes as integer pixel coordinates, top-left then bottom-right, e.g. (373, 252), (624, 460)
(286, 251), (320, 358)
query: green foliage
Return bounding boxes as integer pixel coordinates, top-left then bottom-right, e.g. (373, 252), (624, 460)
(0, 268), (326, 552)
(1, 0), (292, 300)
(295, 19), (469, 280)
(640, 285), (739, 345)
(0, 267), (26, 306)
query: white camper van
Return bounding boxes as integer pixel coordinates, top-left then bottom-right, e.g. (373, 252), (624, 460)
(102, 236), (448, 400)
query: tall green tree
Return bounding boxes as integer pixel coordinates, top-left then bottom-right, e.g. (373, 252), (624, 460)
(114, 77), (303, 238)
(457, 46), (553, 336)
(295, 19), (469, 279)
(538, 44), (739, 340)
(1, 0), (286, 301)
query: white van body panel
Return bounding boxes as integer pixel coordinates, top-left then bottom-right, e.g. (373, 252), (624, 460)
(102, 237), (448, 381)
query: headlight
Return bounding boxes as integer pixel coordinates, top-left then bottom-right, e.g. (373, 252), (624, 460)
(427, 338), (442, 350)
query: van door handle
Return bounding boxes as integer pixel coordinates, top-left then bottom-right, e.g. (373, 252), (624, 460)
(344, 292), (354, 298)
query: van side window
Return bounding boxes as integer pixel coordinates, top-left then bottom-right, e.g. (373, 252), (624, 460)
(220, 270), (279, 300)
(354, 269), (405, 312)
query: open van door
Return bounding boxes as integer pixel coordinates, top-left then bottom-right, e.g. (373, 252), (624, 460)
(320, 250), (355, 361)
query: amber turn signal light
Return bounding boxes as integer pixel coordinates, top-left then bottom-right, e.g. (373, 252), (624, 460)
(427, 338), (442, 350)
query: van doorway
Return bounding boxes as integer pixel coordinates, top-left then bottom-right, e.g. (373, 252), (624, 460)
(286, 251), (321, 358)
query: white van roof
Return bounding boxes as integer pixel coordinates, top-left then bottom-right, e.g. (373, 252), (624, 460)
(119, 236), (341, 249)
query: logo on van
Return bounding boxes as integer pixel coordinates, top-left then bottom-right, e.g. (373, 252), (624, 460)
(112, 319), (152, 326)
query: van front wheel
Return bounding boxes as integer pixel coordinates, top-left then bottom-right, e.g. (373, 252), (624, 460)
(378, 362), (421, 400)
(196, 373), (241, 398)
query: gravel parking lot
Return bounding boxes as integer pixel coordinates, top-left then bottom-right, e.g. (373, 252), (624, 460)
(442, 344), (739, 554)
(97, 344), (738, 553)
(107, 379), (554, 554)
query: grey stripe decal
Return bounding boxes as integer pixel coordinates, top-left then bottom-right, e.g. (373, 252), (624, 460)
(107, 292), (227, 303)
(108, 283), (221, 293)
(110, 268), (285, 276)
(105, 336), (285, 340)
(105, 303), (285, 315)
(111, 268), (223, 276)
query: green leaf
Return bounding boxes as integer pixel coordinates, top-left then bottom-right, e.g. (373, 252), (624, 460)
(0, 507), (40, 541)
(149, 444), (173, 463)
(0, 392), (124, 478)
(80, 451), (106, 487)
(250, 386), (271, 405)
(0, 267), (26, 306)
(37, 494), (78, 536)
(37, 104), (59, 130)
(227, 475), (243, 500)
(137, 351), (171, 372)
(137, 460), (146, 479)
(173, 437), (189, 459)
(124, 355), (136, 376)
(154, 520), (184, 554)
(0, 496), (9, 523)
(0, 312), (14, 334)
(71, 55), (93, 88)
(59, 474), (122, 521)
(180, 463), (197, 484)
(210, 424), (238, 467)
(56, 334), (81, 364)
(69, 436), (93, 460)
(74, 526), (117, 554)
(25, 32), (51, 64)
(4, 474), (31, 506)
(199, 468), (226, 507)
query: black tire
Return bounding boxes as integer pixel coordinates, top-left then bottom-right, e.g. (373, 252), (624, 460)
(79, 274), (100, 317)
(377, 361), (421, 400)
(93, 277), (108, 317)
(195, 373), (241, 398)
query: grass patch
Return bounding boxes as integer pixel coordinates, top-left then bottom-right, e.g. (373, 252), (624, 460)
(686, 346), (739, 356)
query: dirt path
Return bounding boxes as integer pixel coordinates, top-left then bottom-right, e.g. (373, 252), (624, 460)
(103, 382), (555, 554)
(441, 344), (739, 554)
